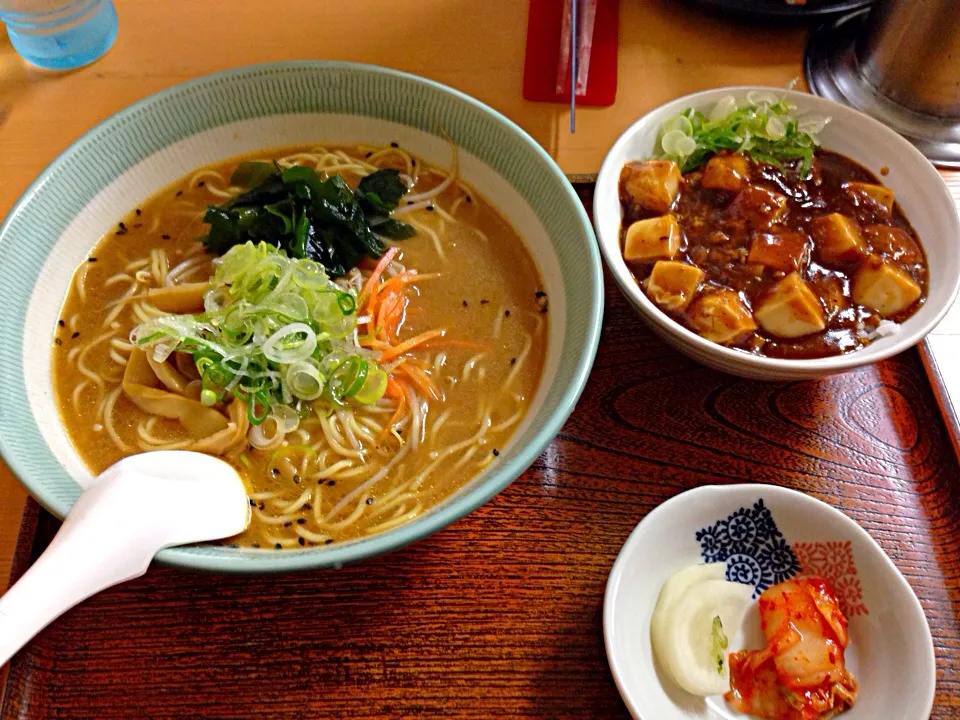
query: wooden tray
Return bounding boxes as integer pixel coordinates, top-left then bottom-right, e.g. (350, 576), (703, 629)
(3, 188), (960, 720)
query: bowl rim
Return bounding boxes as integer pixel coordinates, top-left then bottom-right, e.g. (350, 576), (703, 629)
(593, 85), (960, 374)
(0, 60), (604, 573)
(602, 482), (936, 720)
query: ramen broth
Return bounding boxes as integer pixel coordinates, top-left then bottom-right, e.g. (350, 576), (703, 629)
(52, 144), (547, 548)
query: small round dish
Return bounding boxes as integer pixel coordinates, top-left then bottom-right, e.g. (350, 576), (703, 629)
(603, 483), (935, 719)
(594, 86), (960, 380)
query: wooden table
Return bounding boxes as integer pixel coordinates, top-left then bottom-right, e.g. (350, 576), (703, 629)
(2, 2), (959, 717)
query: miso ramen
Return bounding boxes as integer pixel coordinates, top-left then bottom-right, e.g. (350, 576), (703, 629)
(52, 143), (547, 549)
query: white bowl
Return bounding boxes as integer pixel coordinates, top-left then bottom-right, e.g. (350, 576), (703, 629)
(594, 87), (960, 380)
(603, 484), (935, 720)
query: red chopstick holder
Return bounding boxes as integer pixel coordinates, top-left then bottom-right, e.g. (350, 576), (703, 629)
(522, 0), (619, 107)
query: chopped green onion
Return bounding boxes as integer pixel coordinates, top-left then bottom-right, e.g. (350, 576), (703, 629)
(131, 242), (387, 424)
(657, 94), (828, 176)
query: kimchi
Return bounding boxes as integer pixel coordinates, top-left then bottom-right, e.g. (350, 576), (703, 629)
(726, 577), (858, 719)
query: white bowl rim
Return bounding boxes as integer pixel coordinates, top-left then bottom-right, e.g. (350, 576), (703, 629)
(594, 85), (960, 374)
(602, 482), (936, 720)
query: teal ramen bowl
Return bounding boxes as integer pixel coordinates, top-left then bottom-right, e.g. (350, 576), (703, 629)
(0, 62), (603, 573)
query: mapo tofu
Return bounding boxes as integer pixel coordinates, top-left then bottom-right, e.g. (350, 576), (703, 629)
(618, 152), (928, 359)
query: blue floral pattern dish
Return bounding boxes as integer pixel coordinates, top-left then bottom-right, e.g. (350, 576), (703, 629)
(696, 499), (801, 597)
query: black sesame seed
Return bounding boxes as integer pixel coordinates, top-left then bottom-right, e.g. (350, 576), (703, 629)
(293, 474), (301, 484)
(258, 502), (265, 510)
(504, 310), (511, 317)
(54, 338), (62, 346)
(284, 522), (292, 528)
(198, 181), (205, 187)
(480, 299), (489, 304)
(390, 141), (399, 148)
(252, 543), (260, 548)
(540, 306), (549, 314)
(510, 357), (517, 365)
(426, 205), (434, 211)
(88, 257), (97, 262)
(412, 159), (417, 167)
(118, 222), (126, 230)
(271, 468), (279, 477)
(466, 195), (473, 203)
(535, 290), (547, 298)
(365, 497), (374, 505)
(298, 537), (305, 546)
(365, 151), (373, 158)
(325, 538), (334, 545)
(249, 499), (256, 506)
(161, 234), (171, 240)
(135, 208), (142, 216)
(303, 503), (312, 510)
(58, 319), (65, 327)
(297, 518), (306, 525)
(176, 190), (183, 197)
(462, 300), (468, 307)
(275, 543), (282, 549)
(71, 331), (80, 339)
(493, 448), (500, 457)
(327, 480), (336, 487)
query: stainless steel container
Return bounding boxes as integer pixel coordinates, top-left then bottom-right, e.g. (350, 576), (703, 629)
(806, 0), (960, 167)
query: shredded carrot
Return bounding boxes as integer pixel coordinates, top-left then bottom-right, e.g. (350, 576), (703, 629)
(378, 328), (445, 363)
(400, 363), (441, 401)
(376, 291), (403, 339)
(378, 271), (418, 297)
(359, 246), (399, 312)
(386, 391), (408, 433)
(384, 376), (406, 399)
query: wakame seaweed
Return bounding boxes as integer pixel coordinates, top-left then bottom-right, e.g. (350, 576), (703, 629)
(200, 163), (414, 276)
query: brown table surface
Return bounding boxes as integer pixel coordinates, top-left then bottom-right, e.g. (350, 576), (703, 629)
(2, 1), (960, 717)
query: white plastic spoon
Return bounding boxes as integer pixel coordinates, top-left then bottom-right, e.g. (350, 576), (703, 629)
(0, 450), (250, 667)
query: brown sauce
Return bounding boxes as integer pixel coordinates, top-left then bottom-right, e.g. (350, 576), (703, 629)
(620, 151), (928, 359)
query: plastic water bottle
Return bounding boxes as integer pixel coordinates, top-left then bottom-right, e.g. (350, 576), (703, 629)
(0, 0), (117, 71)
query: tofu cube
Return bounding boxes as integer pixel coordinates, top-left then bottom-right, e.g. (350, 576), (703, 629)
(689, 289), (757, 346)
(810, 213), (867, 265)
(623, 216), (682, 263)
(645, 261), (704, 311)
(728, 185), (788, 228)
(852, 256), (922, 316)
(863, 225), (923, 264)
(753, 273), (827, 339)
(702, 153), (749, 192)
(748, 230), (810, 272)
(844, 182), (895, 214)
(619, 160), (682, 214)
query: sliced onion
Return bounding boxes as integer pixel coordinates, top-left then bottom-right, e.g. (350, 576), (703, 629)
(765, 115), (787, 140)
(797, 115), (831, 136)
(151, 343), (175, 363)
(272, 404), (301, 433)
(663, 114), (693, 136)
(709, 96), (739, 122)
(662, 129), (697, 157)
(249, 415), (285, 450)
(262, 322), (317, 363)
(204, 285), (232, 314)
(285, 360), (325, 400)
(746, 89), (779, 107)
